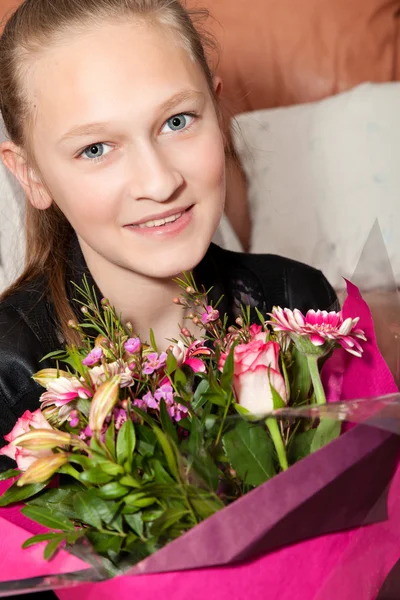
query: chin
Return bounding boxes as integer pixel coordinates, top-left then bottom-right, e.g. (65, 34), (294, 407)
(136, 237), (212, 280)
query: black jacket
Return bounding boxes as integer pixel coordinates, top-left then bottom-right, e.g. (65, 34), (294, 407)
(0, 239), (338, 471)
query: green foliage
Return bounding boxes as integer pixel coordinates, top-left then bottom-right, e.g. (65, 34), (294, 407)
(223, 421), (276, 487)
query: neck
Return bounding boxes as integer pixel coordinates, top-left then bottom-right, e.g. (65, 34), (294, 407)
(78, 240), (193, 349)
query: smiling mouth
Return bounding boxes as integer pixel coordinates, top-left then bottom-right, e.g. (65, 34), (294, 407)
(137, 211), (184, 229)
(128, 206), (192, 229)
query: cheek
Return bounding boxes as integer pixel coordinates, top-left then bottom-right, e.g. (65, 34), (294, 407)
(39, 157), (121, 224)
(180, 130), (226, 190)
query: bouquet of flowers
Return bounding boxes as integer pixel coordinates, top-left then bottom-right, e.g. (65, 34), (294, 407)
(0, 274), (399, 599)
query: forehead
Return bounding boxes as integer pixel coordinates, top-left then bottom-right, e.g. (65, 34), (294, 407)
(27, 20), (208, 140)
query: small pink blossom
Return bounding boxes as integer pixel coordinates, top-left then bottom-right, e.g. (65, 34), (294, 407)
(269, 307), (367, 357)
(69, 410), (79, 428)
(124, 338), (141, 354)
(113, 408), (127, 430)
(201, 305), (220, 324)
(0, 410), (53, 471)
(142, 391), (159, 409)
(143, 352), (167, 375)
(82, 347), (103, 366)
(154, 383), (174, 404)
(133, 398), (147, 411)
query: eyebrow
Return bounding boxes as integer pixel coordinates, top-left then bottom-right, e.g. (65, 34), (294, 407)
(59, 89), (204, 143)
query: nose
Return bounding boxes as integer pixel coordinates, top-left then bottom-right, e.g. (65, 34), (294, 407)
(127, 142), (184, 203)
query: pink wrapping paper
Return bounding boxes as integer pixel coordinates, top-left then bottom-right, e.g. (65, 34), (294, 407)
(55, 462), (400, 600)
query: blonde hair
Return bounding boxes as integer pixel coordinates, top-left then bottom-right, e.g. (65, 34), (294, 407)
(0, 0), (219, 344)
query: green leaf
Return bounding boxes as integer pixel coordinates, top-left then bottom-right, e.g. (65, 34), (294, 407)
(0, 482), (48, 507)
(288, 429), (316, 462)
(159, 399), (178, 444)
(98, 461), (125, 476)
(192, 378), (210, 411)
(76, 397), (92, 417)
(119, 474), (141, 488)
(95, 499), (122, 528)
(28, 488), (74, 505)
(73, 489), (103, 529)
(270, 380), (286, 410)
(79, 469), (113, 485)
(141, 509), (164, 522)
(189, 490), (224, 520)
(124, 493), (157, 508)
(90, 436), (107, 458)
(201, 392), (227, 407)
(291, 346), (312, 402)
(149, 508), (189, 536)
(98, 482), (130, 500)
(87, 531), (123, 555)
(68, 455), (92, 470)
(0, 468), (20, 481)
(149, 328), (158, 353)
(44, 536), (64, 560)
(174, 368), (187, 388)
(152, 460), (175, 484)
(137, 427), (157, 457)
(310, 419), (341, 454)
(22, 533), (64, 549)
(233, 403), (260, 422)
(222, 421), (276, 487)
(116, 419), (136, 466)
(152, 426), (179, 481)
(124, 512), (144, 538)
(105, 416), (116, 460)
(166, 352), (177, 374)
(21, 505), (75, 531)
(221, 345), (235, 389)
(255, 306), (266, 326)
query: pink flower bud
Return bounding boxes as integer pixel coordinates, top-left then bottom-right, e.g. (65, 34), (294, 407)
(89, 375), (121, 433)
(17, 453), (70, 486)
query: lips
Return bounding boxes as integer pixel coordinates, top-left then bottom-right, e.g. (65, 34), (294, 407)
(126, 205), (192, 229)
(124, 205), (194, 238)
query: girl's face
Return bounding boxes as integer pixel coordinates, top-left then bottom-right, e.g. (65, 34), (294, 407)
(21, 20), (226, 279)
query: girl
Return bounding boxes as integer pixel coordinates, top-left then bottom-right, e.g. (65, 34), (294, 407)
(0, 0), (337, 469)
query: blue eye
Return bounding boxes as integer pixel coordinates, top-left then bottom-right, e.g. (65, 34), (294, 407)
(81, 143), (112, 160)
(162, 113), (194, 134)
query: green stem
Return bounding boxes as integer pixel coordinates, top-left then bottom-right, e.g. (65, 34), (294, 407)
(265, 418), (288, 471)
(306, 355), (326, 405)
(215, 392), (232, 448)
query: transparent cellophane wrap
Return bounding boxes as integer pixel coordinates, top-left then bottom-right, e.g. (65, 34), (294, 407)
(0, 223), (400, 599)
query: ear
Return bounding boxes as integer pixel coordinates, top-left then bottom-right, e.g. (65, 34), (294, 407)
(213, 75), (223, 98)
(0, 141), (52, 210)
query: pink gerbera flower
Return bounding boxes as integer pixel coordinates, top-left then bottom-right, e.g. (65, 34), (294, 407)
(269, 307), (367, 357)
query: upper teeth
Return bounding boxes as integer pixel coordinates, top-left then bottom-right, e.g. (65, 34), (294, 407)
(138, 212), (183, 228)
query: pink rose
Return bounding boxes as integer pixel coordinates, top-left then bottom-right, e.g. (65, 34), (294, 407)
(221, 335), (288, 417)
(0, 409), (53, 471)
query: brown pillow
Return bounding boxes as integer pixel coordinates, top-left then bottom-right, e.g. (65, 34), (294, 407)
(187, 0), (400, 114)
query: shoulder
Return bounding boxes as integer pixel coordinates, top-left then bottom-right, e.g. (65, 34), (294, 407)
(209, 244), (339, 313)
(0, 279), (59, 449)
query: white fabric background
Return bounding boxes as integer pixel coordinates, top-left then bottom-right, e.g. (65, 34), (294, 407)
(233, 83), (400, 290)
